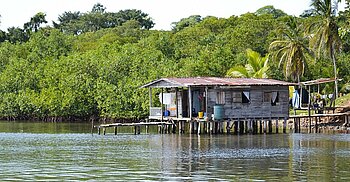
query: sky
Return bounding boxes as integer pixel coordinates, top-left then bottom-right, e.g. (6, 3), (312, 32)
(0, 0), (346, 31)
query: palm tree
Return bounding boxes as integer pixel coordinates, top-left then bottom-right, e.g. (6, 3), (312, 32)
(307, 0), (342, 98)
(269, 16), (313, 84)
(226, 49), (269, 78)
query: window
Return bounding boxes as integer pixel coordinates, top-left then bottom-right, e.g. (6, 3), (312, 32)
(232, 92), (242, 103)
(264, 91), (279, 106)
(216, 91), (225, 104)
(232, 91), (250, 103)
(242, 91), (250, 103)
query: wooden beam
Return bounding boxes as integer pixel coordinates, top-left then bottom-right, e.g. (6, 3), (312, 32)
(175, 88), (178, 118)
(189, 86), (192, 119)
(205, 86), (208, 118)
(149, 87), (152, 116)
(161, 88), (164, 122)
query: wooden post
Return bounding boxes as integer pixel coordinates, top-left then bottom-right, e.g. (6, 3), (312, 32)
(283, 117), (287, 133)
(182, 121), (186, 134)
(276, 119), (279, 134)
(149, 87), (152, 116)
(189, 122), (193, 134)
(205, 86), (208, 119)
(197, 122), (201, 135)
(259, 120), (262, 134)
(308, 86), (312, 133)
(315, 117), (318, 133)
(248, 119), (252, 134)
(178, 121), (182, 133)
(98, 127), (101, 135)
(234, 120), (238, 135)
(114, 126), (117, 135)
(161, 88), (164, 122)
(300, 85), (303, 108)
(268, 120), (272, 134)
(103, 127), (106, 135)
(145, 119), (149, 134)
(237, 119), (240, 134)
(263, 120), (267, 134)
(226, 120), (231, 134)
(189, 86), (192, 120)
(175, 88), (178, 118)
(91, 120), (94, 135)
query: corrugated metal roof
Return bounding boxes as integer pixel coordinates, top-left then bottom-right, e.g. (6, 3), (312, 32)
(301, 78), (340, 86)
(141, 77), (296, 88)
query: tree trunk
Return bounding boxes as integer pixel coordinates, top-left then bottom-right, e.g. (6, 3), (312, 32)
(331, 46), (338, 99)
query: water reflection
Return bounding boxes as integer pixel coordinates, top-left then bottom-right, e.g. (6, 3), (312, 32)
(0, 121), (350, 181)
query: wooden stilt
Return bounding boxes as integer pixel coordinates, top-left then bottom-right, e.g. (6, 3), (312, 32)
(226, 120), (231, 134)
(172, 123), (177, 134)
(91, 120), (94, 135)
(268, 120), (272, 134)
(241, 120), (244, 134)
(98, 127), (101, 135)
(259, 120), (263, 134)
(276, 119), (279, 134)
(283, 117), (287, 133)
(247, 119), (253, 134)
(234, 120), (238, 135)
(103, 127), (106, 135)
(263, 120), (267, 134)
(114, 126), (117, 135)
(197, 122), (201, 135)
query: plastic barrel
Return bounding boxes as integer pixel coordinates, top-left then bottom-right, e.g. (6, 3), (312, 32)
(213, 105), (224, 120)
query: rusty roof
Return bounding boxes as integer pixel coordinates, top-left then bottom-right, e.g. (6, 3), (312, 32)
(141, 77), (296, 88)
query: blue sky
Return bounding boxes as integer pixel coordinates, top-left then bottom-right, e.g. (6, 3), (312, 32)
(0, 0), (346, 31)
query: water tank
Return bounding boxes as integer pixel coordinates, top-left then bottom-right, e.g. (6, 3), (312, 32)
(213, 105), (224, 120)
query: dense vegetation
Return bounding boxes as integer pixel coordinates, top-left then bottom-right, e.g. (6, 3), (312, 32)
(0, 2), (349, 121)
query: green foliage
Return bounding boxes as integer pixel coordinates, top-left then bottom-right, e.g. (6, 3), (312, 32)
(24, 12), (47, 33)
(171, 15), (202, 32)
(255, 5), (288, 18)
(269, 16), (313, 82)
(53, 4), (154, 35)
(0, 3), (349, 121)
(226, 49), (269, 78)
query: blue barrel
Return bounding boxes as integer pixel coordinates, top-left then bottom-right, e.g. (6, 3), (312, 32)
(213, 105), (224, 120)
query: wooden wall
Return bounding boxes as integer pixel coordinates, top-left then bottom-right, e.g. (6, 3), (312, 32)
(206, 86), (289, 119)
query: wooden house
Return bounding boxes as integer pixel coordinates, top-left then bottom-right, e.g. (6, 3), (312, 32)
(141, 77), (295, 122)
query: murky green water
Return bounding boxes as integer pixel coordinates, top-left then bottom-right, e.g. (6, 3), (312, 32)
(1, 121), (350, 181)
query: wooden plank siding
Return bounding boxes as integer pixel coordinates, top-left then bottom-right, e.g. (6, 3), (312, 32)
(207, 86), (289, 119)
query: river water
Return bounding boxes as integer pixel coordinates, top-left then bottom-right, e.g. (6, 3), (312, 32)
(1, 121), (350, 181)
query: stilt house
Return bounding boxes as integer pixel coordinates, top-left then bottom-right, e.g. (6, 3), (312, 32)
(141, 77), (295, 121)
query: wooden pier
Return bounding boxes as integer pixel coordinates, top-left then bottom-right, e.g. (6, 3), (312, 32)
(94, 111), (350, 135)
(94, 117), (289, 135)
(94, 121), (176, 135)
(289, 111), (350, 133)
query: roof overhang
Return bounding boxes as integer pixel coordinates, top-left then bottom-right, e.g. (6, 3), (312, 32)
(301, 78), (342, 86)
(140, 77), (296, 88)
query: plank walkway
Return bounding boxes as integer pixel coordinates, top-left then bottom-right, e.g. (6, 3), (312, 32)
(94, 121), (175, 135)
